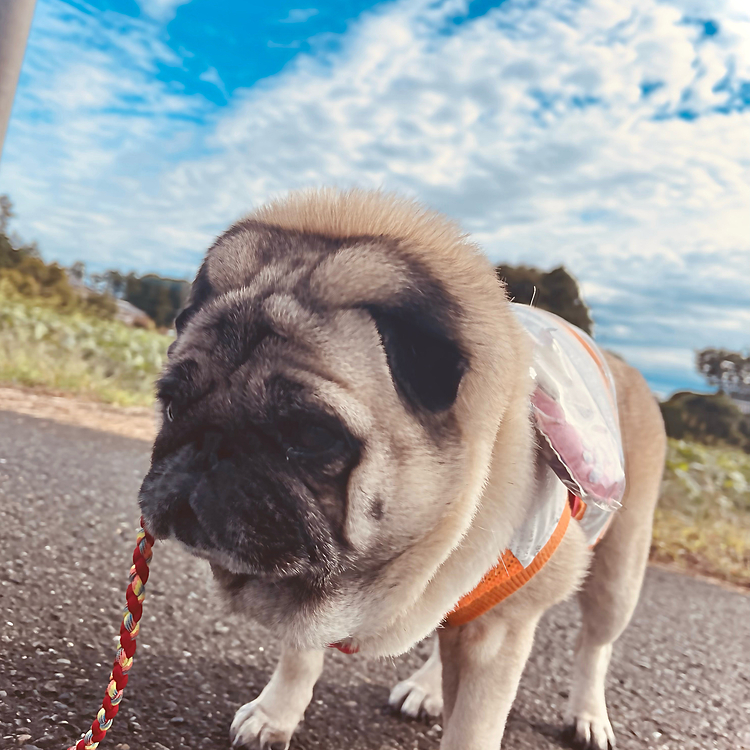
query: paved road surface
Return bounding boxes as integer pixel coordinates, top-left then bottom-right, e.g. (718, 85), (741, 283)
(0, 410), (748, 750)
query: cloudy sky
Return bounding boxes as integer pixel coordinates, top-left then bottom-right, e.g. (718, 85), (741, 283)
(1, 0), (749, 396)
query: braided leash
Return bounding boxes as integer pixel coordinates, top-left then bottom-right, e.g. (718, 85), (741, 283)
(67, 518), (154, 750)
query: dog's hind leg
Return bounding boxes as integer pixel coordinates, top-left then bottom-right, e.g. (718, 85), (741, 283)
(566, 506), (655, 750)
(566, 357), (667, 750)
(230, 646), (324, 749)
(389, 633), (443, 719)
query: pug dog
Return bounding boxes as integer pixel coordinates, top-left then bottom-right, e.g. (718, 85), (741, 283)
(139, 189), (666, 750)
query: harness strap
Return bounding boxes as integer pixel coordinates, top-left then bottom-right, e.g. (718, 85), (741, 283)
(444, 492), (577, 628)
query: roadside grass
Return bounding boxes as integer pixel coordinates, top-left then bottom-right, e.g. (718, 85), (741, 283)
(653, 439), (750, 588)
(0, 288), (169, 407)
(2, 291), (749, 588)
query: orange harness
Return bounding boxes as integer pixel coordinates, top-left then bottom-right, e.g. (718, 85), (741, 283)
(444, 492), (589, 627)
(442, 307), (625, 629)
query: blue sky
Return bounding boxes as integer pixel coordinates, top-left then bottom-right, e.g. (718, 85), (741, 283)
(1, 0), (749, 397)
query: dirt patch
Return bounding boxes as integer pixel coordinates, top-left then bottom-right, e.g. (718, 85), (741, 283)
(0, 385), (157, 442)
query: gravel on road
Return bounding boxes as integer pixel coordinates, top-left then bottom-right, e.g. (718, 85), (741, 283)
(0, 410), (748, 750)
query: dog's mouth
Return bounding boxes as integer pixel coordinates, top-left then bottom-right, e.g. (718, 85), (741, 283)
(142, 505), (264, 580)
(166, 495), (201, 546)
(138, 443), (343, 585)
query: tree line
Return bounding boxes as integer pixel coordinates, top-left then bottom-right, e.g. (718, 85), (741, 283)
(0, 195), (188, 327)
(0, 196), (116, 317)
(90, 269), (190, 329)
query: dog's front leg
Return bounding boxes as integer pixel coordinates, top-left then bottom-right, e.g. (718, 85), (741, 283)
(230, 646), (324, 749)
(438, 613), (540, 750)
(389, 633), (443, 719)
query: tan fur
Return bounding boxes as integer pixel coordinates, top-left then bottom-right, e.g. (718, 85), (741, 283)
(213, 189), (537, 656)
(431, 356), (666, 750)
(166, 189), (666, 750)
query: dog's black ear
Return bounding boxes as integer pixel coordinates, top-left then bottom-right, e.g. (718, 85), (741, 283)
(169, 262), (213, 356)
(366, 304), (467, 412)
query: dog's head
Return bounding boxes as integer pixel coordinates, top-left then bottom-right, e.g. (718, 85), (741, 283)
(138, 189), (530, 653)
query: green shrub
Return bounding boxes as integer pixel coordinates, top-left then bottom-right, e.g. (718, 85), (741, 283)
(0, 286), (169, 406)
(0, 254), (117, 319)
(655, 439), (750, 586)
(660, 391), (750, 453)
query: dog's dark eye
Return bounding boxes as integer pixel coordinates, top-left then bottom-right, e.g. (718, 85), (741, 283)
(280, 420), (343, 458)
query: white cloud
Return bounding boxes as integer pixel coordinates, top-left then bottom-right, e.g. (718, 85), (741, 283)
(138, 0), (191, 22)
(198, 66), (227, 96)
(1, 0), (749, 394)
(280, 9), (320, 23)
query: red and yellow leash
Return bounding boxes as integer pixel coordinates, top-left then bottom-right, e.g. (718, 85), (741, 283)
(67, 519), (154, 750)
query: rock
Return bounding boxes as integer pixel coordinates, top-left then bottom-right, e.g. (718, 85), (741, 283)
(40, 682), (58, 696)
(169, 716), (186, 725)
(16, 734), (32, 744)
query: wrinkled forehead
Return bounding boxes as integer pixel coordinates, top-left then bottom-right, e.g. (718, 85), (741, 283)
(184, 289), (381, 379)
(204, 220), (441, 310)
(162, 297), (390, 442)
(168, 291), (375, 389)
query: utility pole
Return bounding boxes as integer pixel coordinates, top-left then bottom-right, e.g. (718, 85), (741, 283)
(0, 0), (37, 164)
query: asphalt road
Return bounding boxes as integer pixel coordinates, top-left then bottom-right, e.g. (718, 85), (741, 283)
(0, 409), (748, 750)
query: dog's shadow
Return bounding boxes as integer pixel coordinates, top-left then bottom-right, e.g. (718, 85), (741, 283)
(527, 719), (578, 749)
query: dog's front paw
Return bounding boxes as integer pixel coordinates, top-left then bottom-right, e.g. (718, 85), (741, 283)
(230, 699), (299, 750)
(565, 713), (616, 750)
(388, 675), (443, 720)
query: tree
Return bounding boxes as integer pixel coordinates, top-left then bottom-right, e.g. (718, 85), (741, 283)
(495, 264), (594, 335)
(69, 260), (86, 283)
(91, 270), (126, 298)
(0, 196), (40, 269)
(660, 391), (750, 452)
(0, 194), (13, 234)
(123, 273), (190, 328)
(697, 348), (750, 400)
